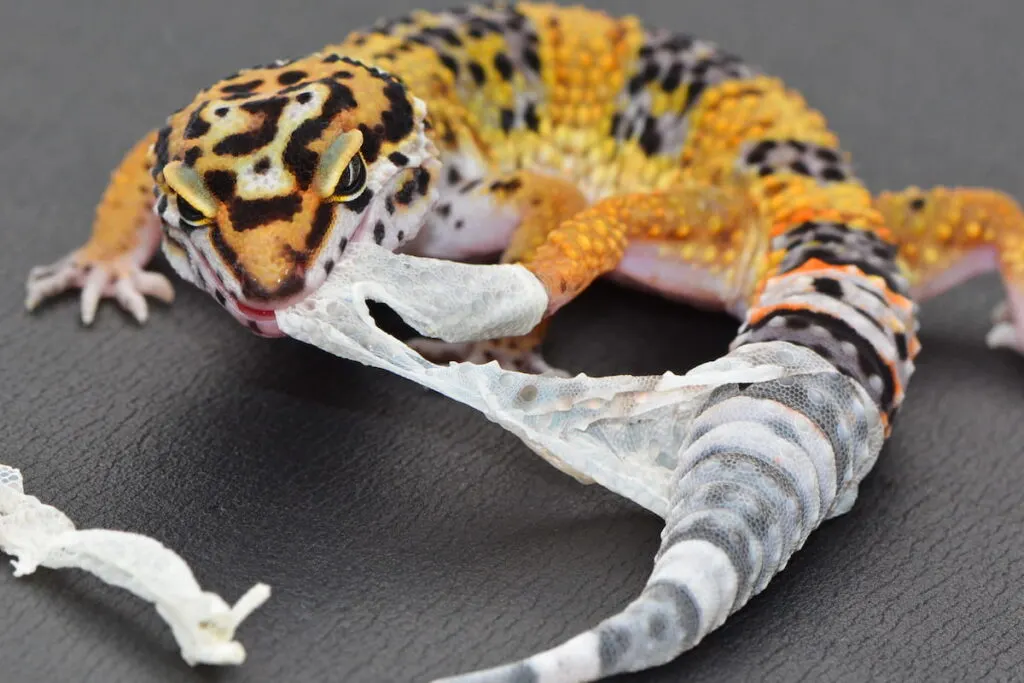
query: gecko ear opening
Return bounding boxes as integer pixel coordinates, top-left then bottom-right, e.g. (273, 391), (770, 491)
(162, 161), (218, 218)
(314, 129), (365, 199)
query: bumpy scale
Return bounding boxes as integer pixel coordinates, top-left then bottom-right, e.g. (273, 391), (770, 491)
(23, 3), (1024, 682)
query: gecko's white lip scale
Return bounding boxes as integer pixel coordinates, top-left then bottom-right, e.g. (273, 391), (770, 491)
(187, 245), (288, 337)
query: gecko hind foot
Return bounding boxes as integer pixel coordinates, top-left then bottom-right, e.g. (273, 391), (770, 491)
(26, 250), (175, 326)
(985, 299), (1024, 353)
(408, 338), (571, 377)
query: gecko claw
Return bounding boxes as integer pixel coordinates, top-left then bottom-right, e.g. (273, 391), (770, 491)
(25, 249), (175, 326)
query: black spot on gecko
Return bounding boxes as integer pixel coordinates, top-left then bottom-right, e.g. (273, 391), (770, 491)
(455, 219), (464, 229)
(358, 123), (383, 163)
(322, 54), (342, 63)
(790, 160), (811, 176)
(296, 92), (313, 104)
(184, 147), (202, 166)
(522, 47), (540, 72)
(639, 117), (662, 155)
(436, 203), (451, 218)
(894, 331), (909, 360)
(277, 70), (307, 85)
(395, 179), (417, 205)
(812, 277), (844, 298)
(385, 195), (395, 214)
(489, 178), (522, 193)
(493, 52), (514, 81)
(909, 197), (926, 211)
(609, 112), (622, 137)
(380, 79), (415, 142)
(324, 258), (335, 276)
(661, 62), (683, 92)
(307, 203), (335, 250)
(204, 170), (237, 202)
(745, 140), (778, 165)
(214, 96), (289, 156)
(468, 61), (486, 86)
(214, 106), (229, 117)
(447, 166), (462, 185)
(388, 151), (409, 167)
(373, 220), (386, 244)
(221, 79), (263, 94)
(816, 147), (840, 163)
(229, 194), (301, 231)
(681, 80), (706, 113)
(253, 157), (271, 174)
(821, 167), (846, 182)
(414, 167), (431, 195)
(500, 108), (514, 133)
(183, 102), (211, 140)
(523, 102), (539, 131)
(439, 53), (460, 76)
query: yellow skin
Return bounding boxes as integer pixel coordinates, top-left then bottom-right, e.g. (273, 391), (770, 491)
(24, 2), (1024, 368)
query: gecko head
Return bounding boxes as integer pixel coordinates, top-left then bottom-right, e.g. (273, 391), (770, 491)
(150, 54), (441, 337)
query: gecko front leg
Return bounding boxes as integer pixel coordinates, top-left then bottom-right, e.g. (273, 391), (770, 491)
(408, 168), (762, 375)
(407, 170), (590, 376)
(25, 130), (174, 325)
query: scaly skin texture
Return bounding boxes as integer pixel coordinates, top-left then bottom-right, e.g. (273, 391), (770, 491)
(20, 3), (1024, 681)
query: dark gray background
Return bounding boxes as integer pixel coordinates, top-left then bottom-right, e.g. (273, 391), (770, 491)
(3, 1), (1024, 681)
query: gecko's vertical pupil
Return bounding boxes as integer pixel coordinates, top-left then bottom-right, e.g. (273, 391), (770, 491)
(176, 197), (205, 224)
(335, 155), (366, 198)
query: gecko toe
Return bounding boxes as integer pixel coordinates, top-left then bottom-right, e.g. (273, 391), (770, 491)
(25, 248), (175, 326)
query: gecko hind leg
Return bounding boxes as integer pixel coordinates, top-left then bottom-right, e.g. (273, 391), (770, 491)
(410, 319), (569, 376)
(25, 130), (174, 325)
(876, 185), (1024, 353)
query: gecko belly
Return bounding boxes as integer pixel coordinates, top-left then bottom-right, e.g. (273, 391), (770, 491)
(610, 242), (741, 315)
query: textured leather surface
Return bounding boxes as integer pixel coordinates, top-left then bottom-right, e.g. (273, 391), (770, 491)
(3, 1), (1024, 681)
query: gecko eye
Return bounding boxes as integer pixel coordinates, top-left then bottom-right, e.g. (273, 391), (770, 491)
(176, 196), (208, 226)
(333, 154), (366, 201)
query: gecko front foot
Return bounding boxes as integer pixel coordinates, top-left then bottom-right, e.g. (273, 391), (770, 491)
(408, 338), (570, 377)
(26, 249), (175, 326)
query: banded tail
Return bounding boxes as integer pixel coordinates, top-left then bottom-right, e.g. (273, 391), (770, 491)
(431, 339), (887, 683)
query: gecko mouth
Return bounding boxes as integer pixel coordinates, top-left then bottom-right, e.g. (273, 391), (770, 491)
(185, 247), (290, 338)
(187, 209), (379, 338)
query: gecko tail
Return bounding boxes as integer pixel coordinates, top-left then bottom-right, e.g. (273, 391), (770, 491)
(430, 538), (739, 683)
(431, 342), (887, 683)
